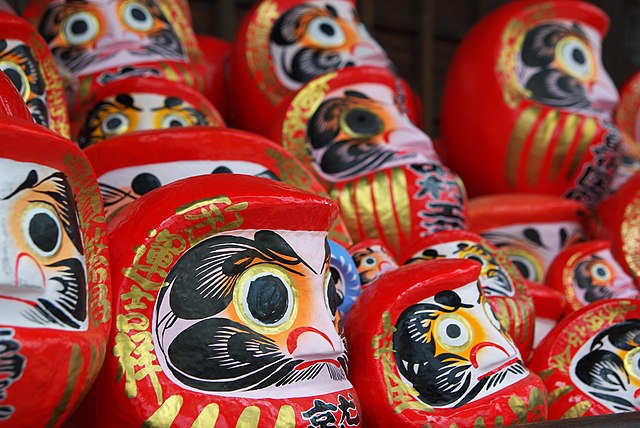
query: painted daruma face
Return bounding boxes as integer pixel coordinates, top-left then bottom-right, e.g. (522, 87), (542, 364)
(570, 320), (640, 412)
(154, 229), (348, 398)
(97, 160), (280, 220)
(0, 159), (87, 331)
(307, 83), (437, 182)
(393, 280), (526, 408)
(38, 0), (187, 76)
(406, 241), (516, 298)
(481, 221), (583, 283)
(572, 248), (638, 305)
(0, 39), (48, 127)
(349, 241), (398, 286)
(269, 0), (389, 91)
(516, 20), (618, 118)
(77, 93), (218, 146)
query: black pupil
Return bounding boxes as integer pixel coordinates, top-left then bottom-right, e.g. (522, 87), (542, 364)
(572, 48), (585, 65)
(71, 19), (89, 35)
(513, 260), (531, 279)
(365, 257), (376, 266)
(247, 275), (288, 324)
(211, 166), (233, 174)
(29, 213), (59, 253)
(2, 68), (23, 92)
(169, 119), (184, 127)
(446, 323), (461, 339)
(131, 7), (147, 21)
(106, 116), (123, 130)
(320, 22), (335, 36)
(344, 108), (381, 135)
(131, 172), (161, 195)
(327, 267), (344, 308)
(596, 267), (607, 277)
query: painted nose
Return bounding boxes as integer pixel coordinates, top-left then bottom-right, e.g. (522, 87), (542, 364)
(350, 40), (388, 65)
(96, 30), (143, 50)
(589, 75), (619, 117)
(286, 326), (342, 360)
(385, 126), (439, 161)
(469, 341), (512, 369)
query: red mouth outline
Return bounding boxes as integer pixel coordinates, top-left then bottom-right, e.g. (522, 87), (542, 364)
(476, 357), (520, 381)
(295, 359), (342, 371)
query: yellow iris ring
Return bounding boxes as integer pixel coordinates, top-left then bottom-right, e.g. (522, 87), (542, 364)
(554, 36), (595, 82)
(232, 263), (299, 335)
(434, 312), (473, 354)
(623, 347), (640, 384)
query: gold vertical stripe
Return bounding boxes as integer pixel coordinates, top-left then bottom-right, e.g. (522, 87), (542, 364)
(178, 63), (194, 88)
(192, 403), (220, 428)
(373, 171), (400, 253)
(527, 110), (560, 185)
(354, 176), (378, 243)
(391, 168), (412, 240)
(547, 385), (574, 406)
(45, 345), (83, 428)
(561, 400), (591, 419)
(274, 405), (296, 428)
(506, 106), (541, 189)
(236, 406), (261, 428)
(538, 368), (555, 380)
(550, 114), (579, 181)
(142, 395), (184, 428)
(331, 184), (362, 243)
(566, 118), (597, 180)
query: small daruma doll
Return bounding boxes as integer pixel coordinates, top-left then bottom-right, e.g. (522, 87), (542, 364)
(468, 194), (590, 283)
(529, 299), (640, 418)
(400, 230), (535, 361)
(349, 239), (399, 287)
(441, 0), (620, 207)
(73, 77), (225, 147)
(345, 259), (547, 427)
(23, 0), (205, 107)
(273, 66), (465, 258)
(229, 0), (392, 135)
(546, 240), (639, 312)
(0, 116), (111, 425)
(83, 126), (353, 247)
(0, 11), (69, 137)
(85, 174), (360, 426)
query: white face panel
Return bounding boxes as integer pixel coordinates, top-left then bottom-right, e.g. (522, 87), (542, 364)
(392, 281), (527, 408)
(0, 158), (88, 331)
(153, 229), (353, 398)
(570, 320), (640, 413)
(98, 160), (279, 219)
(481, 221), (583, 283)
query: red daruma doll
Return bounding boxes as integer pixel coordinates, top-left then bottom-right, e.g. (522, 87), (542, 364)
(83, 174), (361, 427)
(441, 0), (620, 207)
(345, 259), (547, 427)
(0, 116), (111, 426)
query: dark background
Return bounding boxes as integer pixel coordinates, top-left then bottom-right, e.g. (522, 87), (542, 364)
(189, 0), (640, 136)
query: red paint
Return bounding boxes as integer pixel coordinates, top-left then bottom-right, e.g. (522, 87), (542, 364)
(287, 326), (336, 354)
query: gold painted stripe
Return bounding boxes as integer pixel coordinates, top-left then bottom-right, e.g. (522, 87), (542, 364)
(373, 171), (400, 253)
(178, 63), (194, 88)
(354, 176), (378, 244)
(550, 114), (579, 181)
(236, 406), (261, 428)
(391, 168), (411, 241)
(142, 395), (183, 428)
(45, 345), (83, 428)
(566, 118), (597, 180)
(473, 416), (486, 428)
(274, 405), (296, 428)
(527, 110), (560, 186)
(192, 403), (220, 428)
(561, 400), (591, 419)
(547, 385), (574, 406)
(506, 106), (541, 189)
(331, 185), (362, 243)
